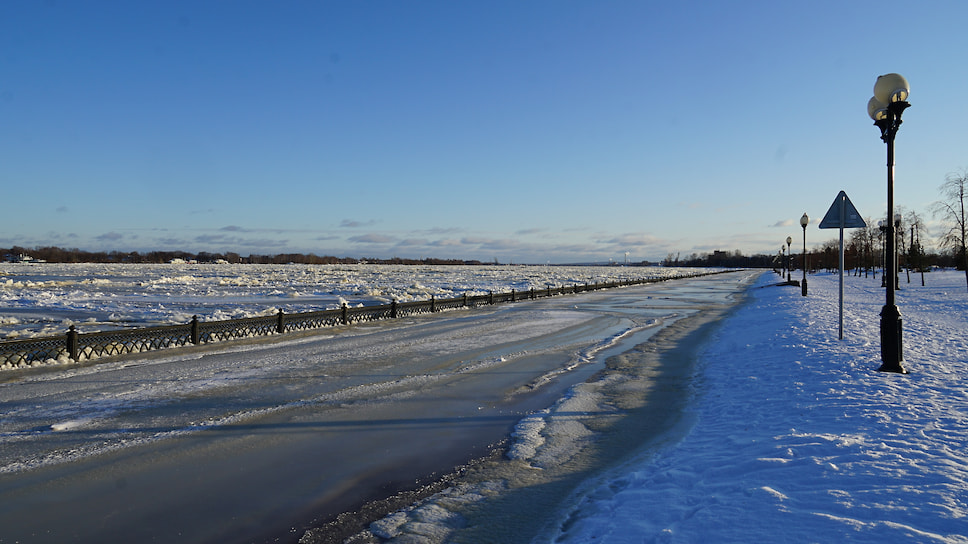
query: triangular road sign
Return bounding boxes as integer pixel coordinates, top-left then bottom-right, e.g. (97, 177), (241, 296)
(819, 190), (867, 229)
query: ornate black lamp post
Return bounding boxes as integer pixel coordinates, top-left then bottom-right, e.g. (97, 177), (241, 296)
(800, 213), (809, 296)
(867, 73), (909, 374)
(786, 236), (792, 282)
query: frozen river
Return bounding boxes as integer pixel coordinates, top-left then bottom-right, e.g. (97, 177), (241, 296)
(0, 263), (690, 339)
(0, 267), (753, 543)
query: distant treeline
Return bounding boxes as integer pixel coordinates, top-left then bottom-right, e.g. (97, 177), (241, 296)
(0, 245), (820, 268)
(6, 245), (772, 267)
(669, 245), (965, 272)
(663, 250), (776, 268)
(2, 246), (486, 266)
(18, 244), (959, 270)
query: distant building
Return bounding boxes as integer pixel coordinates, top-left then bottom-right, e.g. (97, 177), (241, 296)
(4, 253), (46, 264)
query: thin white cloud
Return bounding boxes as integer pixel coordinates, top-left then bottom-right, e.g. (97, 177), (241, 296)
(348, 234), (396, 244)
(341, 219), (378, 228)
(396, 238), (429, 246)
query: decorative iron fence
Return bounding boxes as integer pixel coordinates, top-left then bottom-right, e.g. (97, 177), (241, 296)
(0, 272), (725, 368)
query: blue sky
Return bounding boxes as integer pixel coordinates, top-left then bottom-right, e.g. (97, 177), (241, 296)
(2, 1), (966, 263)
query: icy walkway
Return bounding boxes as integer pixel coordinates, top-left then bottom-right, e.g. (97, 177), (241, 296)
(0, 272), (751, 543)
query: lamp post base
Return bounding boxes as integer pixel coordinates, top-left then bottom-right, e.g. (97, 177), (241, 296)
(801, 279), (807, 296)
(878, 304), (907, 373)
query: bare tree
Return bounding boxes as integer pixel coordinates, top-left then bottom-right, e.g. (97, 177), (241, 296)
(848, 228), (867, 276)
(894, 206), (908, 284)
(859, 216), (880, 278)
(908, 210), (928, 286)
(931, 169), (968, 290)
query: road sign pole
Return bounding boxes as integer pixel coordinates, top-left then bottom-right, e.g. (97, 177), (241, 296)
(819, 190), (867, 341)
(839, 200), (845, 340)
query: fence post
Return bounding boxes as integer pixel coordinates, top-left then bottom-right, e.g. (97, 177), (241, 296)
(391, 299), (398, 318)
(341, 304), (348, 325)
(462, 293), (467, 307)
(511, 289), (515, 302)
(277, 309), (285, 334)
(430, 295), (436, 312)
(530, 288), (535, 300)
(191, 315), (200, 345)
(489, 290), (493, 304)
(67, 325), (79, 361)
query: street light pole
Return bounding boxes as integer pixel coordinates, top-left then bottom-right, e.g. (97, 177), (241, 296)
(867, 73), (909, 374)
(800, 213), (809, 296)
(786, 236), (792, 282)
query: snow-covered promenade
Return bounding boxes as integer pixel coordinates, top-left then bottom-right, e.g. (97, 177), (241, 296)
(543, 269), (968, 543)
(3, 267), (965, 543)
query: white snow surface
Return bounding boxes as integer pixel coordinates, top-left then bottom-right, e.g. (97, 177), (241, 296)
(545, 269), (968, 543)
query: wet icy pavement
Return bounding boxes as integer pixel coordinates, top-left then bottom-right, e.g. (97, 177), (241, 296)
(0, 272), (753, 543)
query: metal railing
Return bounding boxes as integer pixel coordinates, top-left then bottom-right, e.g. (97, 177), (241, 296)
(0, 272), (725, 368)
